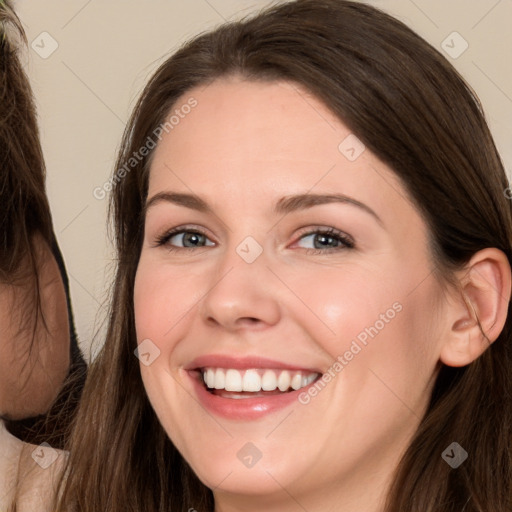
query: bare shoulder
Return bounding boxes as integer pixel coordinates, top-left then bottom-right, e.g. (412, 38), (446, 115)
(0, 422), (24, 512)
(14, 441), (68, 512)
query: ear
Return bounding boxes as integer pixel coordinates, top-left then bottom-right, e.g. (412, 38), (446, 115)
(439, 248), (511, 367)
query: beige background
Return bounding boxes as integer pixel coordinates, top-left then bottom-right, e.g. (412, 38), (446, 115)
(14, 0), (512, 360)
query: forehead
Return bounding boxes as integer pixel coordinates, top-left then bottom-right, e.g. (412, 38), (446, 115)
(150, 78), (345, 176)
(147, 77), (415, 229)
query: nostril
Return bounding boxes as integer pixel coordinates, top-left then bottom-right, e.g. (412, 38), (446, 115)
(239, 317), (261, 326)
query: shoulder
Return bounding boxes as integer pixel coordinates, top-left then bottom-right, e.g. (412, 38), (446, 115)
(7, 433), (67, 512)
(0, 420), (24, 511)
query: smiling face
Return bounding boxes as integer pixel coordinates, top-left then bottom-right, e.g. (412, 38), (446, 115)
(133, 77), (448, 510)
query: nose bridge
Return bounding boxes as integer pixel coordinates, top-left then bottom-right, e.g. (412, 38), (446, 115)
(199, 233), (281, 329)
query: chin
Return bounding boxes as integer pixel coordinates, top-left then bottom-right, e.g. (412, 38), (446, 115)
(172, 435), (308, 497)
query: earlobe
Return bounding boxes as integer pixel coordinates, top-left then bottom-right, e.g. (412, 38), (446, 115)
(439, 248), (511, 368)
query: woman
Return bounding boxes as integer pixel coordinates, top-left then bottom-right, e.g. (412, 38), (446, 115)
(0, 1), (87, 509)
(50, 0), (511, 511)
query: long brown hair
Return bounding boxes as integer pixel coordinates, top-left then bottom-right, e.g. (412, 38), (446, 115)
(0, 1), (53, 285)
(55, 1), (512, 510)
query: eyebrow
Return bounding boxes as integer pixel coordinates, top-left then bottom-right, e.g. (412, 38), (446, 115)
(144, 191), (383, 226)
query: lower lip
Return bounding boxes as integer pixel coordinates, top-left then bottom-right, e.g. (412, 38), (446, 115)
(187, 371), (316, 420)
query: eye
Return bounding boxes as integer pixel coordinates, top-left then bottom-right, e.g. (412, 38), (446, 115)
(153, 225), (354, 254)
(155, 227), (215, 251)
(293, 227), (355, 254)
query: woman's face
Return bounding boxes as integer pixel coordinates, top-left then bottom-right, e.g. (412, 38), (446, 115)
(134, 77), (448, 507)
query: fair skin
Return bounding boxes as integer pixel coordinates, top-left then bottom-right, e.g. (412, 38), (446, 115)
(0, 426), (65, 512)
(0, 232), (70, 420)
(0, 232), (70, 511)
(134, 77), (510, 512)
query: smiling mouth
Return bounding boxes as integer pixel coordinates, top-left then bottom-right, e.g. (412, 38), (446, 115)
(197, 367), (320, 399)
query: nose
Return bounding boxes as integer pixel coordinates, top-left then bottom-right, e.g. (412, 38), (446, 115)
(199, 241), (282, 332)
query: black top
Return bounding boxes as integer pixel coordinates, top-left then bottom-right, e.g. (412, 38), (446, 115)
(50, 236), (84, 366)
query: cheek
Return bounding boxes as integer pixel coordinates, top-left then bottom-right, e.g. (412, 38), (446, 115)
(301, 265), (404, 354)
(134, 261), (194, 447)
(311, 262), (442, 393)
(347, 277), (444, 415)
(133, 259), (200, 343)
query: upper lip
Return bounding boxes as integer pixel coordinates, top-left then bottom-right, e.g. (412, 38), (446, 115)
(184, 354), (321, 373)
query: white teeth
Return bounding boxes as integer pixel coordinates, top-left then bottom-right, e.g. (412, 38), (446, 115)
(201, 368), (319, 393)
(291, 373), (302, 390)
(277, 370), (291, 391)
(205, 368), (215, 389)
(242, 369), (261, 392)
(214, 368), (225, 390)
(301, 374), (317, 387)
(261, 370), (277, 391)
(224, 369), (243, 392)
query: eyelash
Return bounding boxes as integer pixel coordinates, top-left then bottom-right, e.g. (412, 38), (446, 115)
(154, 225), (355, 254)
